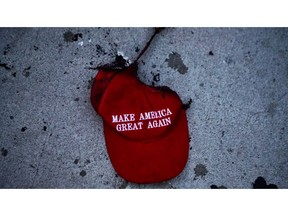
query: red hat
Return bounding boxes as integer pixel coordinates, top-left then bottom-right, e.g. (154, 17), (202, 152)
(91, 64), (189, 184)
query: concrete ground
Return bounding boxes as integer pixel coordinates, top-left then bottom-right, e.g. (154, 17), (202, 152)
(0, 28), (287, 188)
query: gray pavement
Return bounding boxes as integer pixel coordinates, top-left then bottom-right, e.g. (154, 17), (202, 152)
(0, 28), (287, 188)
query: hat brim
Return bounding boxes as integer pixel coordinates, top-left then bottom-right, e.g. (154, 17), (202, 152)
(103, 109), (189, 184)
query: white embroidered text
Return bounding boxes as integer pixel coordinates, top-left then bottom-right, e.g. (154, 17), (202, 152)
(112, 108), (173, 131)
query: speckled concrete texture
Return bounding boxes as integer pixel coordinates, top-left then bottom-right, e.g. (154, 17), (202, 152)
(0, 28), (287, 188)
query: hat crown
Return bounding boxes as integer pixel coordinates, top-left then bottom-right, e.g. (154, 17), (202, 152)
(95, 67), (182, 141)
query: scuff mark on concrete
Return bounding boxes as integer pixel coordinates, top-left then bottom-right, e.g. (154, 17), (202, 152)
(0, 63), (12, 70)
(1, 148), (8, 157)
(165, 52), (188, 74)
(194, 164), (208, 178)
(63, 31), (83, 42)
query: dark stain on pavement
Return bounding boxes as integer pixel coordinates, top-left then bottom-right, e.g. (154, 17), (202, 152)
(1, 148), (8, 157)
(119, 180), (129, 189)
(244, 51), (254, 62)
(210, 184), (227, 189)
(104, 29), (110, 38)
(96, 44), (107, 56)
(3, 44), (11, 55)
(21, 127), (27, 132)
(227, 148), (233, 153)
(23, 66), (31, 77)
(252, 176), (278, 189)
(0, 63), (12, 70)
(2, 78), (7, 83)
(224, 56), (234, 65)
(153, 73), (160, 82)
(194, 163), (208, 178)
(63, 31), (83, 42)
(74, 159), (79, 165)
(80, 170), (87, 177)
(165, 52), (188, 74)
(279, 127), (285, 140)
(151, 72), (160, 86)
(182, 98), (193, 110)
(135, 46), (140, 53)
(267, 102), (277, 117)
(30, 164), (36, 169)
(85, 159), (91, 165)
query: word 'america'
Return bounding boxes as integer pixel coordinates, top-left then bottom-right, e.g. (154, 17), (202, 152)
(112, 108), (172, 131)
